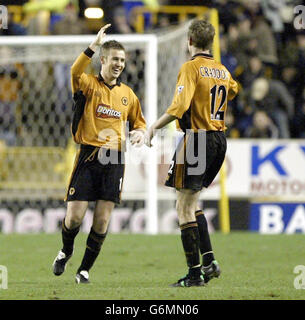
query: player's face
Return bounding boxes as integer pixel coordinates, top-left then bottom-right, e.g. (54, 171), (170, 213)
(102, 49), (125, 80)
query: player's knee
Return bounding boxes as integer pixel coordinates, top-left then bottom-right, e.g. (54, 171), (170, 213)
(93, 215), (110, 233)
(176, 199), (195, 222)
(65, 214), (83, 229)
(66, 201), (87, 228)
(176, 199), (182, 215)
(176, 197), (194, 214)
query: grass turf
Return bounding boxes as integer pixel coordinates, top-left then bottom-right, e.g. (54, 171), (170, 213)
(0, 232), (304, 300)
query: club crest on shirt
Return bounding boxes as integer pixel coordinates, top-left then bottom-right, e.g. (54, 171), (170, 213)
(96, 103), (122, 119)
(177, 86), (184, 94)
(121, 96), (128, 106)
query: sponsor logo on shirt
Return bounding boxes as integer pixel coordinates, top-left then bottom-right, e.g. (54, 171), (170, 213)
(96, 104), (121, 119)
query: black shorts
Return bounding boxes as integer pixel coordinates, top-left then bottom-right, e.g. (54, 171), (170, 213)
(65, 145), (125, 204)
(165, 131), (227, 191)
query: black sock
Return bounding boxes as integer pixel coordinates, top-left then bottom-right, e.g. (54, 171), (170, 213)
(77, 227), (107, 273)
(61, 219), (80, 256)
(180, 221), (200, 276)
(195, 210), (215, 267)
(188, 266), (202, 279)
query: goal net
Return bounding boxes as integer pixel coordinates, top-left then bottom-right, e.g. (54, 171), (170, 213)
(0, 22), (191, 234)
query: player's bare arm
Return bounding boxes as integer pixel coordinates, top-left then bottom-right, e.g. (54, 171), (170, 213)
(145, 113), (176, 147)
(70, 24), (111, 94)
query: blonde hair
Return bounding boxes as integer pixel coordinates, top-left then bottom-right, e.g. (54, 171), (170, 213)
(188, 19), (215, 51)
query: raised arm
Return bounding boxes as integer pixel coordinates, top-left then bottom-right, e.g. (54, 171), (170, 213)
(88, 23), (111, 52)
(70, 24), (111, 94)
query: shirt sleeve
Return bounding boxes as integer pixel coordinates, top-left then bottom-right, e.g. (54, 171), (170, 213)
(70, 48), (94, 95)
(228, 74), (239, 101)
(166, 62), (197, 119)
(128, 92), (146, 131)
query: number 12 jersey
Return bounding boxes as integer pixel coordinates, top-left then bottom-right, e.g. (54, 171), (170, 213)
(166, 53), (238, 132)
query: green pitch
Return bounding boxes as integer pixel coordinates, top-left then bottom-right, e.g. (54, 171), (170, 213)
(0, 232), (304, 300)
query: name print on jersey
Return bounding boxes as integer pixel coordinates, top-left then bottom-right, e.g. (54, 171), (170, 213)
(200, 66), (228, 80)
(96, 104), (122, 119)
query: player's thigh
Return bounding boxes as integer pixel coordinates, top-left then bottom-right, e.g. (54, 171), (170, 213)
(65, 200), (89, 228)
(92, 200), (115, 233)
(176, 189), (201, 224)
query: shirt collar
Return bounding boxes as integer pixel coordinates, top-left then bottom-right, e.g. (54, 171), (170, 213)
(98, 72), (121, 89)
(191, 53), (214, 60)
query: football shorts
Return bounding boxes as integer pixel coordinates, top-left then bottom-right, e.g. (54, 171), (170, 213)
(165, 130), (227, 191)
(65, 144), (125, 204)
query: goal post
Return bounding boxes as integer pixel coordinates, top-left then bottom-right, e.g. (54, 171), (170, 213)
(144, 35), (158, 234)
(210, 9), (231, 234)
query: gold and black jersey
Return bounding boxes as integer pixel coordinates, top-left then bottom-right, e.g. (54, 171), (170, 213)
(166, 53), (238, 132)
(70, 49), (146, 150)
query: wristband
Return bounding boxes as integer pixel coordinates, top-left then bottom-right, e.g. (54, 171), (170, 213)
(84, 47), (95, 58)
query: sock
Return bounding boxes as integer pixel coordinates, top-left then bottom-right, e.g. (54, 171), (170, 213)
(77, 227), (107, 273)
(61, 219), (80, 256)
(189, 266), (202, 278)
(180, 221), (201, 277)
(195, 210), (215, 267)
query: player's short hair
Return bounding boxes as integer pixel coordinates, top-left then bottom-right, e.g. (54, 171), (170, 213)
(99, 40), (125, 58)
(188, 19), (215, 51)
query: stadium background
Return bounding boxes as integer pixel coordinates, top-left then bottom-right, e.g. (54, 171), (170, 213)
(0, 0), (304, 237)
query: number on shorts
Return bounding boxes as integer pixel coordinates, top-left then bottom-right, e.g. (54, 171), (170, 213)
(168, 160), (175, 175)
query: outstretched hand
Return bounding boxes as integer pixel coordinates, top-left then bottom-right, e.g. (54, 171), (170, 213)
(89, 24), (111, 51)
(129, 130), (145, 147)
(144, 128), (154, 147)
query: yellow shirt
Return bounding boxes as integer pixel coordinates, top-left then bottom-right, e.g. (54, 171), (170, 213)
(166, 53), (238, 132)
(70, 51), (146, 150)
